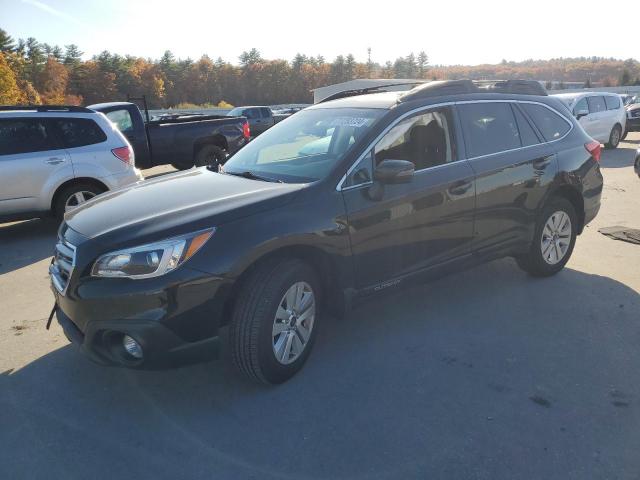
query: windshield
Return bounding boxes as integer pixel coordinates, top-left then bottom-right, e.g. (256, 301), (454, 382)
(223, 108), (385, 183)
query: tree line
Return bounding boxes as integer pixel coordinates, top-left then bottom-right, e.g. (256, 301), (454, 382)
(1, 28), (639, 108)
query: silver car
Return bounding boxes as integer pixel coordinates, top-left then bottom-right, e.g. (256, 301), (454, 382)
(0, 106), (143, 222)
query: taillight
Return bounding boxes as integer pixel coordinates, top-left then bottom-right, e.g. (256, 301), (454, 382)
(242, 121), (250, 139)
(585, 141), (601, 162)
(112, 146), (133, 166)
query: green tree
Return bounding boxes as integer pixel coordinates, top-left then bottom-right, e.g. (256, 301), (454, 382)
(0, 28), (15, 53)
(63, 44), (83, 67)
(239, 48), (262, 67)
(417, 51), (428, 78)
(583, 77), (592, 88)
(619, 69), (632, 86)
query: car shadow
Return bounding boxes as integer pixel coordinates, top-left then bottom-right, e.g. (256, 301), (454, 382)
(599, 143), (638, 169)
(0, 218), (58, 275)
(2, 260), (640, 479)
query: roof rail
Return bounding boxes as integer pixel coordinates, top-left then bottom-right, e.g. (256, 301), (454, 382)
(0, 105), (94, 113)
(318, 81), (426, 103)
(399, 79), (547, 103)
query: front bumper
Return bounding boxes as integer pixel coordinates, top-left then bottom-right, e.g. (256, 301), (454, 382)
(51, 265), (230, 369)
(55, 306), (220, 368)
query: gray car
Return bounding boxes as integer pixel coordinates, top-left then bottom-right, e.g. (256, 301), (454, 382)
(0, 106), (143, 222)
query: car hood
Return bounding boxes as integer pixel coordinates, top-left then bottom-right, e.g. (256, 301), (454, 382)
(64, 168), (305, 243)
(626, 104), (640, 112)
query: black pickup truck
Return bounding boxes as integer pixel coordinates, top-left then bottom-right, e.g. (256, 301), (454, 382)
(89, 102), (250, 170)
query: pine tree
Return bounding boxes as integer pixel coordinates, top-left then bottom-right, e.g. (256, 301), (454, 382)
(0, 28), (15, 53)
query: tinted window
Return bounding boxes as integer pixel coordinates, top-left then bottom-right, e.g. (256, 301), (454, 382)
(374, 107), (457, 170)
(260, 108), (272, 118)
(55, 118), (107, 148)
(105, 109), (133, 132)
(0, 119), (58, 155)
(605, 95), (621, 110)
(513, 105), (540, 146)
(587, 96), (606, 113)
(458, 103), (520, 157)
(245, 109), (260, 119)
(521, 104), (571, 142)
(573, 98), (588, 116)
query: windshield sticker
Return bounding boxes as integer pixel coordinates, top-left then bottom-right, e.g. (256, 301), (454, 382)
(329, 117), (370, 128)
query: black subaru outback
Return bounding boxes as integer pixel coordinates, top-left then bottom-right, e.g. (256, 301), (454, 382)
(49, 80), (603, 384)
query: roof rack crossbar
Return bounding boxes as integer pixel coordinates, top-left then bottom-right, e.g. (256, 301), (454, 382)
(318, 81), (427, 103)
(0, 105), (94, 113)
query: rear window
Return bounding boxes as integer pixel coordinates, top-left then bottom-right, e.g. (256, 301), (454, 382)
(105, 109), (133, 132)
(587, 96), (606, 114)
(54, 118), (107, 148)
(458, 102), (520, 157)
(604, 96), (621, 110)
(0, 118), (59, 155)
(520, 104), (571, 142)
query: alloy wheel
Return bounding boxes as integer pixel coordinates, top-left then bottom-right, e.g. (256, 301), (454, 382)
(272, 281), (315, 365)
(65, 191), (97, 211)
(541, 210), (572, 265)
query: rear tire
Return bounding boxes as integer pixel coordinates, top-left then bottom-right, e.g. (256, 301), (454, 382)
(53, 183), (105, 220)
(516, 197), (577, 277)
(621, 129), (628, 141)
(229, 258), (321, 384)
(605, 125), (622, 149)
(194, 144), (227, 169)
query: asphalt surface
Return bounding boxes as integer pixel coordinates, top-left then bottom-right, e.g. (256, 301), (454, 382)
(1, 137), (639, 480)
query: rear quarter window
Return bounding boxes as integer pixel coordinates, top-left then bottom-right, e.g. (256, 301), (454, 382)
(521, 104), (571, 142)
(604, 96), (621, 110)
(55, 118), (108, 148)
(0, 118), (59, 155)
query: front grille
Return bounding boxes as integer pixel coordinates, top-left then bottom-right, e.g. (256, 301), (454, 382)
(50, 238), (76, 295)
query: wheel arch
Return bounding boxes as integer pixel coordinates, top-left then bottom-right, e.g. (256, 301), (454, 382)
(547, 184), (585, 234)
(50, 177), (109, 212)
(193, 134), (228, 158)
(220, 244), (345, 327)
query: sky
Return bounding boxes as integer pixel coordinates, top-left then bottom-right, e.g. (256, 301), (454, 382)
(1, 0), (638, 66)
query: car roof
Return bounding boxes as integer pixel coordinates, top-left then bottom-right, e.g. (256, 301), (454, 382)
(554, 92), (618, 100)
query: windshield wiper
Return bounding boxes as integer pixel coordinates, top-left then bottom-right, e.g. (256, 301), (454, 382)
(225, 170), (283, 183)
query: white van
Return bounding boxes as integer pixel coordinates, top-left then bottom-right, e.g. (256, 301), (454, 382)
(553, 92), (627, 148)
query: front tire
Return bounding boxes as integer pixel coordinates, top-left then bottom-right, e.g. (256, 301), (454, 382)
(516, 197), (577, 277)
(230, 258), (321, 384)
(605, 125), (622, 149)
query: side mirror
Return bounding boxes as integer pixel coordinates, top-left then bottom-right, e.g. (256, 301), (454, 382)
(575, 109), (589, 119)
(374, 159), (415, 184)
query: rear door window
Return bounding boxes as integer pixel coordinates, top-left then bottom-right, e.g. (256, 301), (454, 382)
(245, 108), (260, 119)
(458, 102), (520, 157)
(587, 96), (606, 114)
(54, 118), (108, 148)
(0, 118), (60, 155)
(520, 104), (571, 142)
(260, 108), (272, 118)
(604, 96), (621, 110)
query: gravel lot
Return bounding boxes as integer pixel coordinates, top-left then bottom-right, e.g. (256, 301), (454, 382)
(1, 137), (639, 480)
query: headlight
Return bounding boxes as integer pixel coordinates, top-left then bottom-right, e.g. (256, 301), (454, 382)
(91, 228), (214, 279)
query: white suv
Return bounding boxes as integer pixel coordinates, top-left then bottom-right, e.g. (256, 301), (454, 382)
(0, 106), (143, 222)
(553, 92), (627, 149)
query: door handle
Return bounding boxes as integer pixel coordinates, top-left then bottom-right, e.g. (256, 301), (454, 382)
(448, 180), (473, 196)
(45, 157), (66, 165)
(533, 156), (553, 170)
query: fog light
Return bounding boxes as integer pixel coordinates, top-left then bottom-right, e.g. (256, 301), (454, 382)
(122, 335), (143, 359)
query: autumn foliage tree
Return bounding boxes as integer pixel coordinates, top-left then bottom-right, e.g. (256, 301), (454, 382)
(1, 28), (640, 108)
